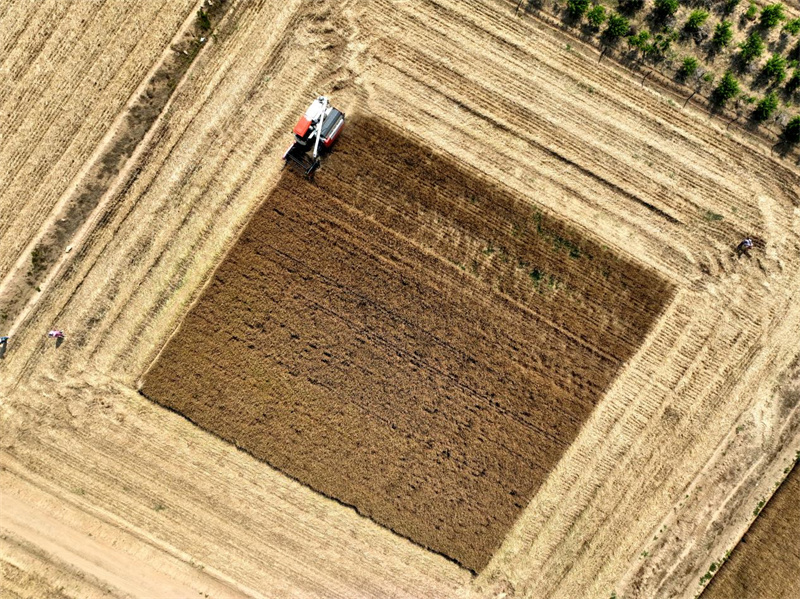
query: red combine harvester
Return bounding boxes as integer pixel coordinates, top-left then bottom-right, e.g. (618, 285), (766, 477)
(283, 96), (345, 178)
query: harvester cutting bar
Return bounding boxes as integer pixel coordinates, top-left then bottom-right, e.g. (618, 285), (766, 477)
(283, 143), (321, 177)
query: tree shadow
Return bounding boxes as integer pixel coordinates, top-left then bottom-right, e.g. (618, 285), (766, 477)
(618, 0), (645, 17)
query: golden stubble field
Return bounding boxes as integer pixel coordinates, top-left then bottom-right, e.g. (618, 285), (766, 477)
(1, 0), (799, 598)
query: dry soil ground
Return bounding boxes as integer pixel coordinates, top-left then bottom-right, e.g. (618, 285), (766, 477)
(2, 0), (800, 597)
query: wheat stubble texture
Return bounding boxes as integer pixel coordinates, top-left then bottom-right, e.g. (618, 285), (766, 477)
(141, 117), (673, 571)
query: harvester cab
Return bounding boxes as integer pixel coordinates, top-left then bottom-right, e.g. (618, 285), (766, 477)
(283, 96), (345, 178)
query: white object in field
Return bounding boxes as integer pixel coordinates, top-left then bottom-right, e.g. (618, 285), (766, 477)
(312, 97), (328, 159)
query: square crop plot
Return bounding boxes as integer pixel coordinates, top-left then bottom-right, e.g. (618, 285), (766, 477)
(141, 117), (674, 571)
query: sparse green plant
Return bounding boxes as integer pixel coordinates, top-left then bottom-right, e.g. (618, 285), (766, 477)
(587, 4), (607, 28)
(606, 13), (631, 38)
(739, 31), (765, 63)
(745, 1), (758, 20)
(784, 18), (800, 35)
(197, 9), (211, 32)
(704, 210), (724, 221)
(628, 29), (651, 50)
(782, 115), (800, 143)
(530, 268), (544, 284)
(679, 56), (700, 79)
(567, 0), (591, 18)
(714, 71), (740, 104)
(762, 54), (787, 83)
(759, 3), (785, 29)
(753, 498), (766, 516)
(699, 561), (720, 585)
(29, 246), (48, 279)
(753, 92), (779, 121)
(685, 9), (710, 31)
(713, 20), (734, 47)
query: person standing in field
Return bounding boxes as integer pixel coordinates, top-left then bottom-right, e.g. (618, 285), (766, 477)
(736, 237), (753, 257)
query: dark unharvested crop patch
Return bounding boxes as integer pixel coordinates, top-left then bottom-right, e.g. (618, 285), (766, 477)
(141, 117), (674, 572)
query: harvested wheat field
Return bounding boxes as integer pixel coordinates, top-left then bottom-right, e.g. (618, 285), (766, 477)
(142, 117), (673, 571)
(0, 0), (198, 286)
(2, 0), (800, 597)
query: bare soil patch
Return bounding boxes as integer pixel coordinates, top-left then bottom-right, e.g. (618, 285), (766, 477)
(141, 117), (673, 572)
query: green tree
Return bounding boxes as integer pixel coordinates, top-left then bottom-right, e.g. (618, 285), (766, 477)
(714, 71), (740, 104)
(587, 4), (607, 29)
(762, 54), (787, 83)
(782, 115), (800, 143)
(784, 18), (800, 35)
(760, 4), (785, 28)
(679, 56), (700, 79)
(567, 0), (591, 18)
(605, 13), (631, 38)
(753, 92), (778, 121)
(713, 21), (734, 47)
(745, 1), (758, 20)
(685, 10), (710, 31)
(739, 31), (765, 63)
(628, 30), (651, 50)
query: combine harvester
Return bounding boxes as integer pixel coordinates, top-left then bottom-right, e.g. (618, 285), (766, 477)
(283, 96), (345, 178)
